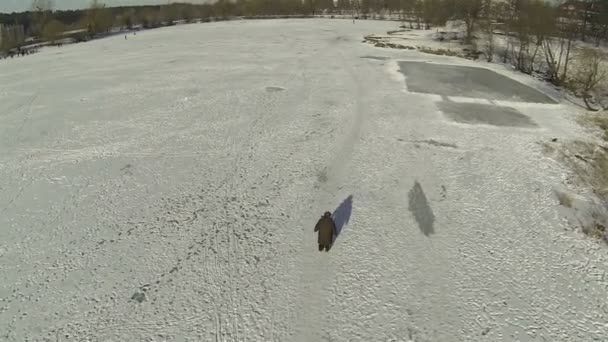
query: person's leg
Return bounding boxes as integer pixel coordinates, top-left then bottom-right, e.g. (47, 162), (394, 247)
(318, 244), (323, 251)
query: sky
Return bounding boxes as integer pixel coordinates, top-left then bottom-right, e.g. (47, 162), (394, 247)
(0, 0), (213, 13)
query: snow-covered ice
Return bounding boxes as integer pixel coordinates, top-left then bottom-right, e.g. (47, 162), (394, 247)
(1, 19), (607, 341)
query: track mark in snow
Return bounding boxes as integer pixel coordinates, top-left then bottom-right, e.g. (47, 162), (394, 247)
(0, 151), (50, 215)
(293, 47), (367, 341)
(317, 168), (328, 183)
(408, 181), (436, 237)
(265, 86), (285, 92)
(0, 95), (42, 214)
(411, 139), (458, 149)
(360, 55), (390, 61)
(333, 35), (350, 43)
(13, 93), (38, 144)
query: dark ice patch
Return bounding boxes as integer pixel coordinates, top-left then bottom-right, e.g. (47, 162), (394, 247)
(398, 61), (557, 104)
(437, 101), (537, 128)
(412, 139), (458, 148)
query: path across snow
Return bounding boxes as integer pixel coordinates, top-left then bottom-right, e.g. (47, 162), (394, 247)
(1, 19), (607, 342)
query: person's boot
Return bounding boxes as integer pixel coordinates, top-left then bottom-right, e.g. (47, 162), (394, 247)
(318, 244), (323, 251)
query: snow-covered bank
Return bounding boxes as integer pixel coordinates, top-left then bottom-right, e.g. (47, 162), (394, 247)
(1, 19), (607, 341)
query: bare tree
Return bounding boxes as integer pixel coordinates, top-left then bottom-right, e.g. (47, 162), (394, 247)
(336, 0), (350, 14)
(455, 0), (484, 44)
(137, 8), (161, 28)
(160, 4), (179, 25)
(594, 0), (608, 46)
(413, 0), (423, 29)
(488, 0), (550, 73)
(580, 0), (594, 42)
(42, 19), (65, 44)
(304, 0), (319, 15)
(493, 0), (514, 63)
(179, 4), (195, 23)
(480, 0), (495, 62)
(120, 9), (136, 29)
(30, 0), (54, 37)
(571, 48), (608, 111)
(421, 0), (450, 30)
(543, 3), (577, 85)
(398, 0), (415, 28)
(1, 24), (25, 53)
(83, 0), (113, 35)
(214, 0), (236, 18)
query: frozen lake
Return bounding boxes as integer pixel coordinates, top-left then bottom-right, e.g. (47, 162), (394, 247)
(1, 19), (607, 342)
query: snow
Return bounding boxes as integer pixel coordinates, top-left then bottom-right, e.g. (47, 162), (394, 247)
(1, 18), (607, 341)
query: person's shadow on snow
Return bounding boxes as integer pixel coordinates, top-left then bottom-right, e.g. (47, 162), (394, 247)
(332, 195), (353, 244)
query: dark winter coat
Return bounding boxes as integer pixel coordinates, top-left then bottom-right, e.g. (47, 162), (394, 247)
(314, 214), (336, 247)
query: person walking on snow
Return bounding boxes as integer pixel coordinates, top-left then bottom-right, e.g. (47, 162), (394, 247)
(314, 211), (336, 252)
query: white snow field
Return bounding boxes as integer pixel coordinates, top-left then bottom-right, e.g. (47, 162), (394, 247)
(1, 19), (608, 342)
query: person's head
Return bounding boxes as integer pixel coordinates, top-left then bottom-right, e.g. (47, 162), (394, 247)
(323, 211), (332, 218)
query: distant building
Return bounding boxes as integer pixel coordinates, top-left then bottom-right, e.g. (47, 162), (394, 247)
(0, 24), (26, 50)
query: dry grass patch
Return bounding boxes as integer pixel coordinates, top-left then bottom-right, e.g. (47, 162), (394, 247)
(556, 190), (574, 208)
(556, 140), (608, 198)
(542, 135), (608, 244)
(577, 112), (608, 141)
(582, 220), (607, 243)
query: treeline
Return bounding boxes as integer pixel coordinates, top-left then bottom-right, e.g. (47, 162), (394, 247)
(2, 0), (608, 41)
(2, 0), (607, 108)
(1, 1), (607, 56)
(1, 0), (337, 36)
(2, 1), (607, 43)
(1, 1), (607, 34)
(2, 1), (608, 99)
